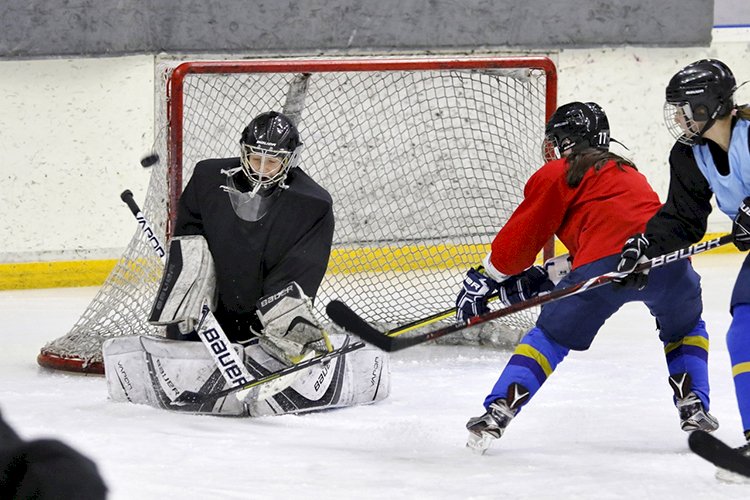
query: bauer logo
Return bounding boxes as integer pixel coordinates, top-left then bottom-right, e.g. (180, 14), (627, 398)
(200, 328), (248, 386)
(156, 359), (180, 397)
(259, 283), (295, 309)
(313, 361), (332, 392)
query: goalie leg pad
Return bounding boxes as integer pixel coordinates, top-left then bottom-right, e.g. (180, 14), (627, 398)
(148, 235), (216, 332)
(102, 335), (247, 416)
(243, 334), (390, 417)
(256, 282), (332, 365)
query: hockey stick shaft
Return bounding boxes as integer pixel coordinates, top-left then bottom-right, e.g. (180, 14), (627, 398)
(384, 293), (502, 337)
(328, 234), (734, 352)
(171, 339), (366, 405)
(120, 190), (166, 260)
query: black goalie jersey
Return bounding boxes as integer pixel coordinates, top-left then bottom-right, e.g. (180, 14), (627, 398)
(173, 158), (334, 342)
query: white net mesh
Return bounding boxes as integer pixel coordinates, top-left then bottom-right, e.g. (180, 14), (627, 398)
(38, 56), (556, 373)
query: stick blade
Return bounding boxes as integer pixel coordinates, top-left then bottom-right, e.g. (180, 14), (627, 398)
(326, 300), (394, 351)
(688, 431), (750, 477)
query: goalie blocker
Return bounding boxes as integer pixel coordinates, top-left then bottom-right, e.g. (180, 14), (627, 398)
(148, 235), (216, 334)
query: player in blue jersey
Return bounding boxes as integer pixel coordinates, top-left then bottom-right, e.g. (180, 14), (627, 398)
(616, 59), (750, 477)
(458, 102), (718, 454)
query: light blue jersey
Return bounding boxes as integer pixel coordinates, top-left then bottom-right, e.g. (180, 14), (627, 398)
(692, 119), (750, 219)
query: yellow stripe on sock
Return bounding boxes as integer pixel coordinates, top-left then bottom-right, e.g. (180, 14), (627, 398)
(664, 335), (709, 355)
(732, 361), (750, 378)
(514, 343), (553, 377)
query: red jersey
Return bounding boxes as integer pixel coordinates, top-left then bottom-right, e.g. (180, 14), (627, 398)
(488, 158), (662, 275)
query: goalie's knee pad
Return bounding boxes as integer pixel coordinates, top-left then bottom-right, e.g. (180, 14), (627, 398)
(148, 235), (217, 333)
(256, 282), (332, 366)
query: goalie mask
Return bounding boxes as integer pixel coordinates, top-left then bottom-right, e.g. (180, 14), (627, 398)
(240, 111), (303, 191)
(542, 102), (611, 162)
(663, 59), (736, 145)
(222, 111), (303, 221)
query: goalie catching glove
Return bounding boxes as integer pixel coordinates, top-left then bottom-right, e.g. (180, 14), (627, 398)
(256, 282), (333, 366)
(455, 263), (554, 322)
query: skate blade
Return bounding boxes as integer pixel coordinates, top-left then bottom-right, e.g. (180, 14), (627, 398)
(466, 432), (494, 455)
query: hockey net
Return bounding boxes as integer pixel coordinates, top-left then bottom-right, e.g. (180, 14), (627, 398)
(38, 56), (557, 373)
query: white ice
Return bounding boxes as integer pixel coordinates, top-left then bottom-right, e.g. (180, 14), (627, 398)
(1, 253), (748, 499)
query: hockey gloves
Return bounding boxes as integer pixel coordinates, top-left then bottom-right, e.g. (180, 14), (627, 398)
(456, 266), (553, 322)
(498, 266), (554, 307)
(256, 282), (333, 367)
(614, 233), (650, 290)
(456, 267), (499, 321)
(732, 197), (750, 251)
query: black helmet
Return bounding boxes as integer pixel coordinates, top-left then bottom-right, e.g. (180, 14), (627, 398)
(543, 101), (610, 161)
(239, 111), (303, 189)
(663, 59), (736, 144)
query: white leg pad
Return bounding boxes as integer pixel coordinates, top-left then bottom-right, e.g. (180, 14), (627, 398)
(243, 333), (391, 417)
(103, 335), (247, 416)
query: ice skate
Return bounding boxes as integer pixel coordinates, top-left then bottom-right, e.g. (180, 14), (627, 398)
(668, 373), (719, 432)
(466, 383), (529, 454)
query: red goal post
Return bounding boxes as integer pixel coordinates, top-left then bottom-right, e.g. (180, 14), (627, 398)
(38, 55), (557, 373)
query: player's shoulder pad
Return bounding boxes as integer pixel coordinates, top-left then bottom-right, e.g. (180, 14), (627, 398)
(286, 168), (333, 207)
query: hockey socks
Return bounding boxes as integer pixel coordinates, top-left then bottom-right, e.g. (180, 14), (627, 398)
(483, 327), (569, 409)
(727, 304), (750, 433)
(664, 319), (711, 409)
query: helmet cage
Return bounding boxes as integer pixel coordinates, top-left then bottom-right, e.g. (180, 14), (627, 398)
(240, 143), (301, 190)
(663, 101), (703, 145)
(663, 59), (737, 145)
(542, 135), (575, 162)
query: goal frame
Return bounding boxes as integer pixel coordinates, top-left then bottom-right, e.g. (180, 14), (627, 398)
(166, 56), (558, 257)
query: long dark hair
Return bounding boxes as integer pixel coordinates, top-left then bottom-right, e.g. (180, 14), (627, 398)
(565, 148), (637, 188)
(735, 104), (750, 120)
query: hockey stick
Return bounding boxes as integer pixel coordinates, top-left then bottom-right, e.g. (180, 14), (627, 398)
(170, 336), (366, 405)
(120, 189), (166, 259)
(327, 234), (733, 352)
(688, 431), (750, 478)
(384, 293), (503, 337)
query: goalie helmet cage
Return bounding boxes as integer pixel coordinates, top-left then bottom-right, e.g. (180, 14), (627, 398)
(38, 55), (557, 374)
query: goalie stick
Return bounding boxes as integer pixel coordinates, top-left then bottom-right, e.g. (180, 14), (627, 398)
(688, 431), (750, 478)
(327, 234), (733, 352)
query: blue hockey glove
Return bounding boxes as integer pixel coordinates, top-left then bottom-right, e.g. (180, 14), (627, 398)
(732, 197), (750, 251)
(456, 267), (499, 321)
(497, 266), (553, 307)
(614, 233), (650, 290)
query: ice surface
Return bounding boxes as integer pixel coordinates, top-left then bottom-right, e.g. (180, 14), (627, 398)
(0, 253), (747, 499)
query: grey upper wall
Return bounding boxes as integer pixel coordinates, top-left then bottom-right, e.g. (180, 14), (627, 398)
(715, 0), (750, 26)
(1, 0), (713, 58)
